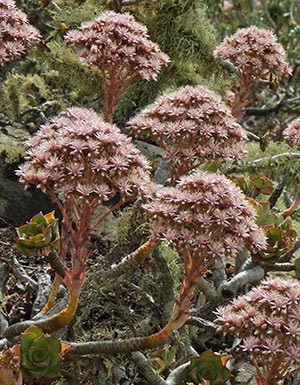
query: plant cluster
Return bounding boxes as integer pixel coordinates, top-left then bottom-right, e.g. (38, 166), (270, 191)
(17, 107), (151, 203)
(215, 278), (300, 385)
(214, 26), (292, 118)
(14, 106), (152, 336)
(143, 171), (266, 331)
(283, 117), (300, 146)
(214, 26), (291, 76)
(144, 172), (266, 258)
(0, 0), (40, 65)
(128, 84), (246, 183)
(65, 11), (169, 122)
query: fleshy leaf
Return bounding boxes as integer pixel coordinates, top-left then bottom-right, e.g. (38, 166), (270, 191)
(181, 350), (232, 385)
(15, 211), (59, 257)
(252, 173), (274, 195)
(20, 325), (62, 380)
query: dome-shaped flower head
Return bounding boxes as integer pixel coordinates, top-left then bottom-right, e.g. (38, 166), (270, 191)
(283, 117), (300, 146)
(214, 27), (291, 118)
(215, 278), (300, 383)
(0, 0), (41, 65)
(65, 11), (169, 122)
(143, 171), (266, 265)
(128, 85), (247, 184)
(16, 107), (151, 208)
(214, 26), (291, 77)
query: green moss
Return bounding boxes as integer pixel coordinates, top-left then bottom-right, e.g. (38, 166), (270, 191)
(0, 136), (26, 164)
(112, 206), (152, 244)
(112, 207), (135, 244)
(159, 242), (182, 293)
(39, 40), (103, 108)
(0, 73), (51, 120)
(245, 141), (300, 189)
(53, 0), (103, 26)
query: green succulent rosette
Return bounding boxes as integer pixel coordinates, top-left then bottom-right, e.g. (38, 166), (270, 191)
(181, 350), (232, 385)
(15, 211), (59, 257)
(20, 325), (61, 380)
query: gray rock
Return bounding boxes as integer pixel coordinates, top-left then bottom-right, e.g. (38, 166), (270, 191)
(0, 123), (55, 226)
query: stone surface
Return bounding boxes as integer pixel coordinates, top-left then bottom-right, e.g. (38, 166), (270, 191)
(0, 123), (55, 226)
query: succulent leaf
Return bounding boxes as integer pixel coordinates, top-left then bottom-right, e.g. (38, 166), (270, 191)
(247, 198), (297, 261)
(181, 350), (231, 385)
(15, 211), (59, 257)
(20, 325), (62, 380)
(235, 173), (274, 197)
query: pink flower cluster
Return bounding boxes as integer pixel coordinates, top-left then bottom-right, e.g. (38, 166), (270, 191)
(215, 278), (300, 382)
(16, 107), (151, 205)
(128, 85), (247, 182)
(143, 171), (266, 263)
(283, 117), (300, 146)
(65, 11), (169, 82)
(214, 26), (292, 77)
(0, 0), (41, 65)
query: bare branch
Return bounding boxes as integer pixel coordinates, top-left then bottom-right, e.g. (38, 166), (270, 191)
(279, 238), (300, 262)
(4, 295), (69, 339)
(122, 0), (144, 5)
(197, 277), (218, 303)
(101, 238), (158, 282)
(166, 362), (190, 385)
(226, 152), (300, 174)
(244, 94), (286, 116)
(131, 351), (167, 385)
(152, 249), (175, 323)
(218, 264), (265, 298)
(211, 258), (227, 288)
(269, 168), (289, 208)
(0, 249), (38, 291)
(186, 316), (217, 332)
(31, 272), (52, 317)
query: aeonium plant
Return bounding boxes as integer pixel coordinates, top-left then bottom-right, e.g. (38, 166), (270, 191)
(65, 10), (169, 123)
(0, 0), (41, 66)
(214, 26), (292, 118)
(181, 350), (232, 385)
(4, 106), (153, 338)
(20, 325), (63, 381)
(128, 84), (247, 184)
(15, 211), (59, 257)
(143, 170), (266, 331)
(215, 278), (300, 385)
(0, 325), (69, 384)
